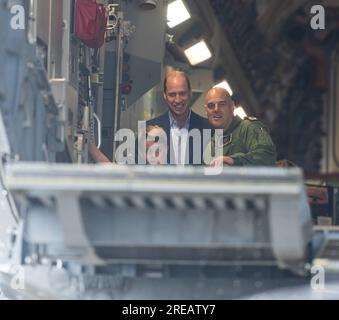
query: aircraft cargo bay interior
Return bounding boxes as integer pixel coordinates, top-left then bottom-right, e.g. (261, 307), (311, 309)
(0, 0), (339, 300)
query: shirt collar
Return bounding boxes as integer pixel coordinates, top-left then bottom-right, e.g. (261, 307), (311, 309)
(168, 110), (191, 130)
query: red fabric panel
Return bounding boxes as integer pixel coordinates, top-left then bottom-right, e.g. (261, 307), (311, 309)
(75, 0), (106, 48)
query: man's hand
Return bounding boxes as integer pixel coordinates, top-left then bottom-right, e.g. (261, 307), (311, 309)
(209, 156), (234, 167)
(89, 139), (111, 163)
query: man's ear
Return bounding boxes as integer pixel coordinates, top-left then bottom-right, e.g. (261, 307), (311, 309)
(163, 91), (167, 101)
(229, 100), (235, 112)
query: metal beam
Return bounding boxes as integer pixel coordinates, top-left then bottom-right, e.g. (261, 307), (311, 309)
(257, 0), (312, 42)
(193, 1), (261, 115)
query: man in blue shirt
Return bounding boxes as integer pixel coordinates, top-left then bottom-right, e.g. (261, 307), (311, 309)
(145, 70), (211, 165)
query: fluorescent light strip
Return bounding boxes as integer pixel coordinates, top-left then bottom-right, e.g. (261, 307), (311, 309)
(213, 80), (233, 96)
(234, 106), (247, 119)
(167, 0), (191, 28)
(184, 40), (212, 66)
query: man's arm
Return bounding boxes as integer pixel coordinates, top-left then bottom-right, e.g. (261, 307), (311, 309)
(230, 122), (277, 166)
(89, 141), (111, 163)
(209, 156), (234, 167)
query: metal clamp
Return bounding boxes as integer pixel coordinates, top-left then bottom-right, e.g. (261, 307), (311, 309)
(106, 4), (119, 31)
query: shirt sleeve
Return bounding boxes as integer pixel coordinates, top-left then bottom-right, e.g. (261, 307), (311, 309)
(230, 122), (277, 166)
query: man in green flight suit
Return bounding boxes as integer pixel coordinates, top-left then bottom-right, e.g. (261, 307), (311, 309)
(204, 87), (277, 167)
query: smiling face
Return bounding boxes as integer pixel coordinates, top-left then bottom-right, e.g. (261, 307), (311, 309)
(163, 72), (192, 123)
(205, 87), (234, 130)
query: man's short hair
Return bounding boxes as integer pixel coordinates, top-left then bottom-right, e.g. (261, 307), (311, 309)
(163, 70), (191, 93)
(146, 125), (163, 137)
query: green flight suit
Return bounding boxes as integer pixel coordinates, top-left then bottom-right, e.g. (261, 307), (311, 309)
(205, 116), (277, 166)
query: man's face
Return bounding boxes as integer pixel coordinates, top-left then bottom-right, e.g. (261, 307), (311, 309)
(205, 88), (234, 129)
(163, 75), (191, 120)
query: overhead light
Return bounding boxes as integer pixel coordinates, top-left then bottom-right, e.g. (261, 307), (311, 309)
(139, 0), (157, 10)
(167, 0), (191, 28)
(214, 80), (233, 96)
(234, 106), (247, 119)
(184, 40), (212, 66)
